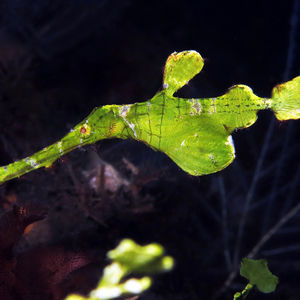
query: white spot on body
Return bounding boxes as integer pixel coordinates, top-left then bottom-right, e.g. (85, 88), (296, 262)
(119, 105), (131, 117)
(70, 129), (75, 132)
(147, 101), (151, 107)
(3, 166), (7, 172)
(226, 135), (236, 155)
(208, 97), (217, 114)
(191, 100), (202, 115)
(57, 141), (64, 154)
(181, 140), (186, 146)
(30, 159), (37, 168)
(127, 120), (137, 137)
(209, 154), (216, 164)
(119, 105), (137, 137)
(120, 117), (137, 137)
(25, 158), (40, 168)
(211, 97), (216, 113)
(163, 83), (169, 89)
(124, 279), (144, 294)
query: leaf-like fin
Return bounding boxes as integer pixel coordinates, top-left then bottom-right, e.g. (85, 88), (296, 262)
(163, 50), (204, 96)
(158, 116), (235, 175)
(271, 76), (300, 120)
(216, 84), (260, 132)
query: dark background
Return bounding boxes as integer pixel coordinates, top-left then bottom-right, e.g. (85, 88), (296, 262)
(0, 0), (300, 299)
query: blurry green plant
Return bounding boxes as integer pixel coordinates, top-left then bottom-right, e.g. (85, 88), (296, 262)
(0, 50), (299, 184)
(233, 258), (278, 300)
(64, 239), (278, 300)
(65, 239), (174, 300)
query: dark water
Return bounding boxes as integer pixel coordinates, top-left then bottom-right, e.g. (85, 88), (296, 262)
(0, 1), (299, 299)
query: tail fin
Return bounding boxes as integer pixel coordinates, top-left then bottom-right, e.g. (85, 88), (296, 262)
(271, 76), (300, 121)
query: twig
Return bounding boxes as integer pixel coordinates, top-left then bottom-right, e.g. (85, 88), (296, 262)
(281, 165), (300, 216)
(232, 118), (274, 266)
(218, 175), (231, 271)
(248, 201), (300, 259)
(262, 244), (300, 256)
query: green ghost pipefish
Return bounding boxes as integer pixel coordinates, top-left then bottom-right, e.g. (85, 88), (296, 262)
(0, 50), (299, 184)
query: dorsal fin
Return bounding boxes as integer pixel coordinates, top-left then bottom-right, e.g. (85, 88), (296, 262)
(163, 50), (204, 96)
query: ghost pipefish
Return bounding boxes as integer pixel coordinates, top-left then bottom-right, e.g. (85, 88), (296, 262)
(0, 51), (299, 184)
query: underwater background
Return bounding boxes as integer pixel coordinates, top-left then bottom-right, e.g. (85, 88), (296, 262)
(0, 0), (300, 299)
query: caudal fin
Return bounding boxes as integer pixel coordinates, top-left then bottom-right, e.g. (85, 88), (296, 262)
(271, 76), (300, 121)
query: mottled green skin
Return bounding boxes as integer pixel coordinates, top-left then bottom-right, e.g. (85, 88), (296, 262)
(121, 88), (259, 175)
(0, 51), (299, 184)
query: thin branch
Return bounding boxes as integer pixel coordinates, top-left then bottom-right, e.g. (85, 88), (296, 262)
(281, 165), (300, 216)
(262, 244), (300, 257)
(262, 122), (294, 233)
(248, 201), (300, 258)
(218, 175), (232, 271)
(232, 118), (274, 266)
